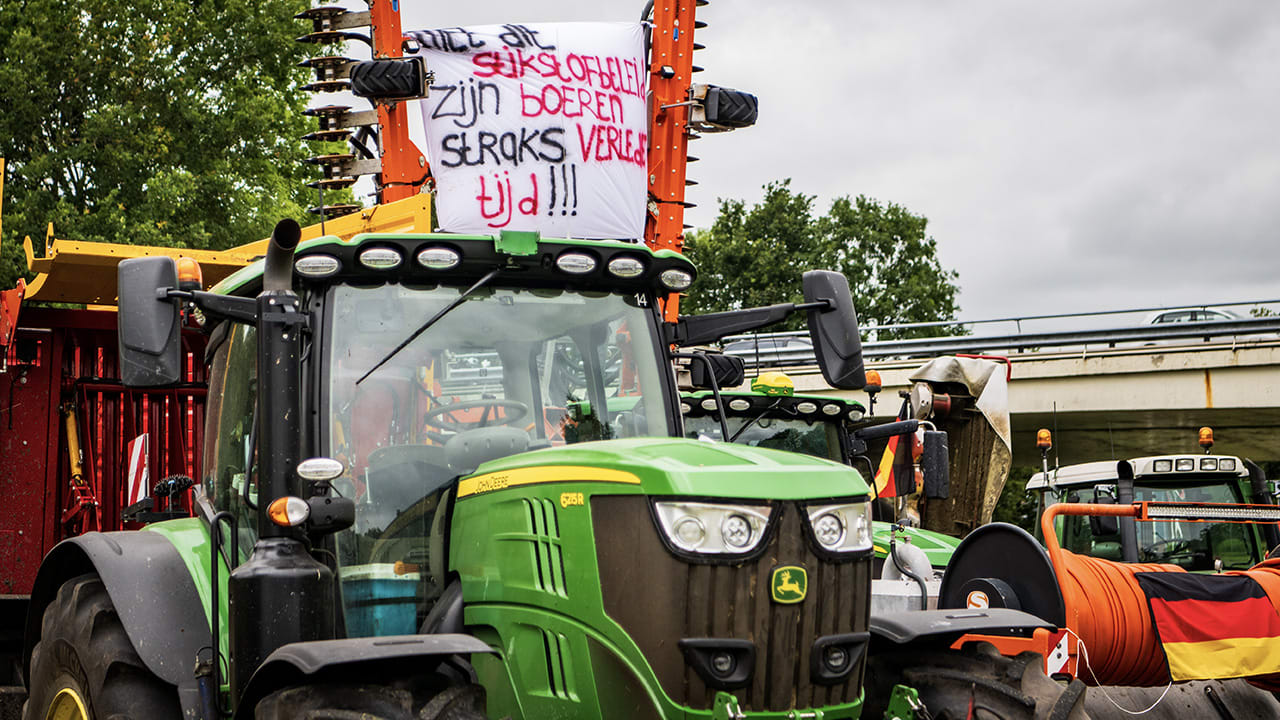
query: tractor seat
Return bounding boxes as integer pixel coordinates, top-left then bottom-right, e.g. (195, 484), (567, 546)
(364, 444), (453, 512)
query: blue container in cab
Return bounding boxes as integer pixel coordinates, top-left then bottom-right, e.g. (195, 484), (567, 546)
(341, 563), (419, 637)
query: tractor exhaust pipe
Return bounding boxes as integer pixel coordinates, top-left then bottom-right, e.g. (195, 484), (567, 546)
(263, 218), (301, 293)
(229, 217), (336, 703)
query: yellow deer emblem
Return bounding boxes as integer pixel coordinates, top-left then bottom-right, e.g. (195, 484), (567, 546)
(771, 566), (807, 604)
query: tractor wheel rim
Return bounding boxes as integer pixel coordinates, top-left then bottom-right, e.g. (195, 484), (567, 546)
(45, 687), (89, 720)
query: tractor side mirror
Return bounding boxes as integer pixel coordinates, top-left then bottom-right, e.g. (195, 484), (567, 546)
(689, 353), (745, 390)
(802, 270), (865, 390)
(1090, 489), (1120, 536)
(921, 429), (950, 499)
(117, 257), (181, 387)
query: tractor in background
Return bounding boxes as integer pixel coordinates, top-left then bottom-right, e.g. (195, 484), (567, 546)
(938, 428), (1280, 718)
(1024, 428), (1279, 571)
(679, 372), (960, 613)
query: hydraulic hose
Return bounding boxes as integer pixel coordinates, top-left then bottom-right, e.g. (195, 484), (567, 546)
(1057, 550), (1179, 686)
(889, 529), (929, 611)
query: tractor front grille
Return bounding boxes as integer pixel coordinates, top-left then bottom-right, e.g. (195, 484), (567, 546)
(593, 496), (871, 712)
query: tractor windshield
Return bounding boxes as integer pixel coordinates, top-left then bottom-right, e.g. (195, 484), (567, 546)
(323, 282), (672, 636)
(1059, 480), (1260, 571)
(684, 413), (842, 461)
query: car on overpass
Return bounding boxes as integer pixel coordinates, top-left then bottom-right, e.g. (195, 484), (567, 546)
(1144, 307), (1242, 325)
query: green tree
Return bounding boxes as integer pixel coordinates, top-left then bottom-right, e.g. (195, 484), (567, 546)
(0, 0), (332, 291)
(683, 180), (961, 337)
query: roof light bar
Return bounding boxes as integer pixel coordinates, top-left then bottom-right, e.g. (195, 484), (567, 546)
(1142, 502), (1280, 523)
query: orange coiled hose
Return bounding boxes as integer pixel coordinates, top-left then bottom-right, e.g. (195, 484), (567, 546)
(1042, 504), (1280, 687)
(1057, 549), (1183, 687)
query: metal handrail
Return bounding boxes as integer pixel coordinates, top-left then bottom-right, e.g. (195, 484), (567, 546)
(722, 298), (1280, 341)
(723, 317), (1280, 366)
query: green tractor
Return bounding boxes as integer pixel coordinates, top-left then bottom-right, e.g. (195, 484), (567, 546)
(679, 374), (960, 614)
(20, 223), (1084, 719)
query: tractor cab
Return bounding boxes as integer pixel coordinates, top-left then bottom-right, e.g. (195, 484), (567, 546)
(1028, 452), (1276, 570)
(200, 231), (694, 637)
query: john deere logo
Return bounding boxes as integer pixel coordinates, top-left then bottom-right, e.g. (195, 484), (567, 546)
(771, 566), (807, 604)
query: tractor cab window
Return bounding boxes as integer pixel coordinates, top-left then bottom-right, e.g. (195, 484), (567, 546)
(685, 413), (842, 461)
(1132, 482), (1257, 570)
(201, 322), (259, 561)
(1056, 481), (1259, 570)
(324, 282), (671, 636)
(1058, 486), (1123, 561)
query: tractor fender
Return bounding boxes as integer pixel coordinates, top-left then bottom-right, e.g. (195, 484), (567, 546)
(233, 634), (495, 718)
(23, 531), (208, 713)
(869, 608), (1054, 650)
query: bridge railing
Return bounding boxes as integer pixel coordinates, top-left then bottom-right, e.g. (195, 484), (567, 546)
(722, 300), (1280, 367)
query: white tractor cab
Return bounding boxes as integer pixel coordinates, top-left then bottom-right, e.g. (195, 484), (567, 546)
(1028, 437), (1280, 571)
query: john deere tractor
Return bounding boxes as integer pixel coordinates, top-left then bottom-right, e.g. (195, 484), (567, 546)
(681, 375), (960, 566)
(16, 219), (1089, 719)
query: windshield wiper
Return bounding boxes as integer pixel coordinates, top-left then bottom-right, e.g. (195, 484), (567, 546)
(356, 267), (502, 385)
(728, 398), (788, 443)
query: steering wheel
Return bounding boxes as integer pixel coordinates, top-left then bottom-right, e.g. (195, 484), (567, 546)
(423, 399), (530, 432)
(1141, 539), (1198, 565)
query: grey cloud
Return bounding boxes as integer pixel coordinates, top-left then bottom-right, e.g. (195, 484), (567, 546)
(399, 1), (1280, 318)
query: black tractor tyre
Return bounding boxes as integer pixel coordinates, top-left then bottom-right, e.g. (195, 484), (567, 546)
(254, 682), (486, 720)
(23, 573), (181, 720)
(865, 642), (1089, 720)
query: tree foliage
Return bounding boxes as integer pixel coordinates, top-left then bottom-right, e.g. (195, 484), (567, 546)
(683, 180), (961, 337)
(0, 0), (328, 291)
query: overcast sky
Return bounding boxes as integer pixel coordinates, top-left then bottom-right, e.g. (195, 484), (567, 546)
(399, 1), (1280, 321)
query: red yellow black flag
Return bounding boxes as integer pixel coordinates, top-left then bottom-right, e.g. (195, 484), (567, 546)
(1135, 571), (1280, 681)
(872, 400), (916, 499)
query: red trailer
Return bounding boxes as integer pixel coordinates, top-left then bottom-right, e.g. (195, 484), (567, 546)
(0, 236), (255, 693)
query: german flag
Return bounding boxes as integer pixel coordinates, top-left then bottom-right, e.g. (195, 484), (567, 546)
(1135, 571), (1280, 681)
(872, 400), (916, 499)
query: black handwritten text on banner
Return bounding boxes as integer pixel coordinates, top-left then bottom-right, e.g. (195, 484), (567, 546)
(408, 23), (647, 239)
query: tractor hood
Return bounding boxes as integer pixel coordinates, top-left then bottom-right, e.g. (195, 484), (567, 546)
(463, 436), (871, 501)
(871, 522), (961, 569)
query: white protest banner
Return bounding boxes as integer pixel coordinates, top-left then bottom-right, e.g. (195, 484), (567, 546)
(407, 22), (648, 240)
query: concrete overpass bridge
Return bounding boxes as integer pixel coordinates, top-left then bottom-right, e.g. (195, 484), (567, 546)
(725, 306), (1280, 466)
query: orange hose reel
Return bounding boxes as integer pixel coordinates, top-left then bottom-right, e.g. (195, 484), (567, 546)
(1041, 502), (1280, 686)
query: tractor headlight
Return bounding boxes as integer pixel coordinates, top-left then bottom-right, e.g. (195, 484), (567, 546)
(806, 501), (872, 553)
(654, 501), (771, 555)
